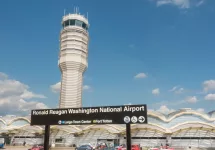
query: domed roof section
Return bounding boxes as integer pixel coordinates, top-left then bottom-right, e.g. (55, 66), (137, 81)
(22, 114), (31, 122)
(148, 109), (166, 119)
(167, 108), (192, 118)
(166, 108), (210, 119)
(147, 108), (215, 123)
(0, 115), (17, 124)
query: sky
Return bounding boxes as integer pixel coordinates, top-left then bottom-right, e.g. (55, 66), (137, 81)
(0, 0), (215, 116)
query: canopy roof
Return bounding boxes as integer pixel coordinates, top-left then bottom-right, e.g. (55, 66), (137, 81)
(0, 109), (215, 135)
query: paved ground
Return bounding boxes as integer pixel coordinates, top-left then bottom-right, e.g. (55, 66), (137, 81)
(2, 146), (215, 150)
(3, 146), (30, 150)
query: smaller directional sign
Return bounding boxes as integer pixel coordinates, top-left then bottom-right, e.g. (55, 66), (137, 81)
(124, 116), (131, 123)
(138, 116), (145, 123)
(131, 116), (138, 123)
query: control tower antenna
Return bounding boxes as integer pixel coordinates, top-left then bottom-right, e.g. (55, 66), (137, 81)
(58, 10), (90, 108)
(74, 6), (77, 14)
(64, 9), (66, 16)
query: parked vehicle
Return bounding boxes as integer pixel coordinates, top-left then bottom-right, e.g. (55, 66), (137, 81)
(28, 144), (44, 150)
(117, 144), (126, 150)
(131, 145), (140, 150)
(0, 138), (5, 148)
(117, 144), (140, 150)
(77, 145), (93, 150)
(148, 147), (174, 150)
(115, 144), (124, 150)
(79, 143), (97, 149)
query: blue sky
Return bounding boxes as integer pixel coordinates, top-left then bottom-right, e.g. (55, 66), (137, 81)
(0, 0), (215, 115)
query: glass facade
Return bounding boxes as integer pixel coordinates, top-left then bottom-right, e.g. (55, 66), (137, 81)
(62, 19), (88, 31)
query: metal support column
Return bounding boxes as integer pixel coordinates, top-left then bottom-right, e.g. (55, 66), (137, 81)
(44, 125), (50, 150)
(126, 124), (131, 150)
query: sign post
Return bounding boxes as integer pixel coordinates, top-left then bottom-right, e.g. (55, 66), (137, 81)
(126, 124), (131, 150)
(31, 105), (147, 150)
(44, 125), (50, 150)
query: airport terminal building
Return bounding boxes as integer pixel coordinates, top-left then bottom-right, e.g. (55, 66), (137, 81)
(0, 108), (215, 148)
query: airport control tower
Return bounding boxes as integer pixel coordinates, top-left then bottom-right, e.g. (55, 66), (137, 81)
(58, 10), (89, 108)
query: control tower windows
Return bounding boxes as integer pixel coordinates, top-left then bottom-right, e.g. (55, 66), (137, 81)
(70, 20), (75, 25)
(65, 20), (70, 27)
(82, 23), (87, 30)
(75, 20), (82, 27)
(62, 19), (88, 31)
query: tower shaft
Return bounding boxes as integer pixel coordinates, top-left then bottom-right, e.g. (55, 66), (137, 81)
(60, 70), (83, 108)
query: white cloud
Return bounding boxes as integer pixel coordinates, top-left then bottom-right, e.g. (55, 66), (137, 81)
(50, 82), (61, 93)
(0, 98), (48, 115)
(196, 0), (205, 6)
(169, 86), (178, 92)
(0, 72), (8, 79)
(152, 88), (160, 95)
(203, 80), (215, 92)
(157, 105), (175, 114)
(21, 90), (46, 99)
(83, 85), (91, 90)
(175, 88), (184, 94)
(185, 96), (197, 103)
(134, 73), (147, 79)
(156, 0), (190, 8)
(0, 73), (47, 116)
(148, 108), (155, 112)
(155, 0), (206, 9)
(169, 86), (184, 94)
(50, 82), (92, 93)
(124, 103), (132, 105)
(205, 94), (215, 101)
(152, 99), (186, 107)
(196, 108), (205, 113)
